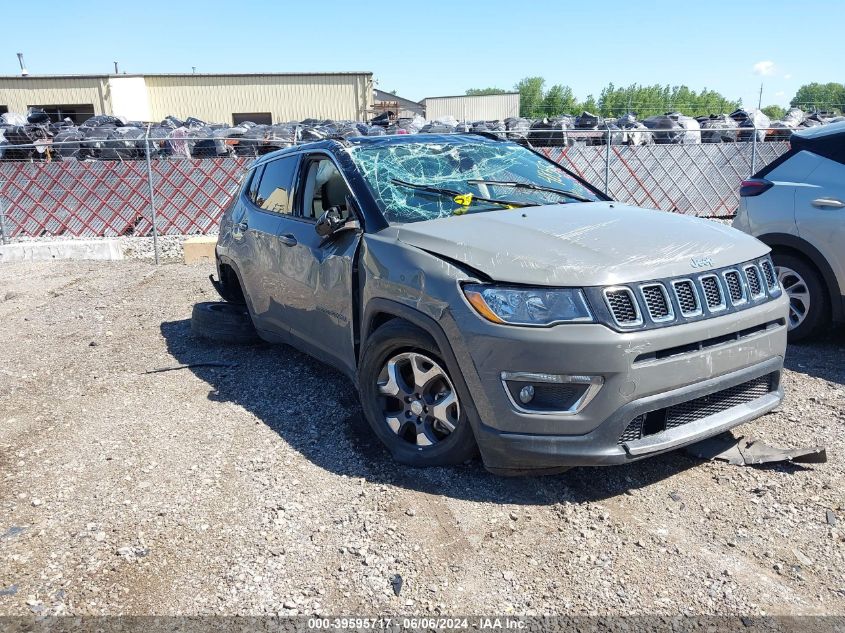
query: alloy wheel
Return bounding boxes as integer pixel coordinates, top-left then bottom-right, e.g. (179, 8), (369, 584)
(376, 352), (460, 448)
(776, 265), (811, 330)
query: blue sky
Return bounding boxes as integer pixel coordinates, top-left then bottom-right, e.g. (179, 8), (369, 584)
(1, 0), (839, 109)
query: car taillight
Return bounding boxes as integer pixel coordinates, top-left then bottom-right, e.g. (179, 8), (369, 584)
(740, 178), (773, 197)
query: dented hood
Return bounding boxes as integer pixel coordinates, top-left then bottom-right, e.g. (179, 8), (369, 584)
(396, 202), (769, 286)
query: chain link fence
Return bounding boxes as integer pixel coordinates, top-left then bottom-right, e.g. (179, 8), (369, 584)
(0, 128), (791, 261)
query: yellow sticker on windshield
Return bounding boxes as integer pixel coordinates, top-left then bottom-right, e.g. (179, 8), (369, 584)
(453, 193), (473, 206)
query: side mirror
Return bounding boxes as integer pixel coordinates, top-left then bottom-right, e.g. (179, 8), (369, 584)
(315, 207), (346, 238)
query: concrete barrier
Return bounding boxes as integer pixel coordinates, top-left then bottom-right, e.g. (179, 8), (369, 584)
(0, 240), (124, 263)
(183, 236), (217, 265)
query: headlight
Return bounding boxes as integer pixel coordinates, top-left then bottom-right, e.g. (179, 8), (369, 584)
(462, 284), (593, 326)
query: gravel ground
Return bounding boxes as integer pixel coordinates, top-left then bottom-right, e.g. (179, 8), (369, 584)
(0, 260), (843, 617)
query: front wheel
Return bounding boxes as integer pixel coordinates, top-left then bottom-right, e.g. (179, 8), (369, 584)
(773, 253), (829, 342)
(358, 321), (477, 467)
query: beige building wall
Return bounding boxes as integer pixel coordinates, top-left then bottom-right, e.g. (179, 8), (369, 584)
(0, 76), (109, 114)
(0, 73), (373, 124)
(144, 73), (373, 123)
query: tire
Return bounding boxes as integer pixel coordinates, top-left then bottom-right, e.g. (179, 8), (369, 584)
(772, 253), (829, 342)
(358, 320), (477, 467)
(191, 301), (259, 344)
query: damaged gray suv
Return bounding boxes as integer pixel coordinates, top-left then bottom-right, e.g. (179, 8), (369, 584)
(212, 134), (789, 474)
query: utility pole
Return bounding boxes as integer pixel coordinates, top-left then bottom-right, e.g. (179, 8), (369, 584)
(114, 61), (119, 74)
(16, 53), (28, 76)
(757, 83), (763, 110)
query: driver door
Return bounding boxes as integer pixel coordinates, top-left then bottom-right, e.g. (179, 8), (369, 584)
(274, 152), (362, 375)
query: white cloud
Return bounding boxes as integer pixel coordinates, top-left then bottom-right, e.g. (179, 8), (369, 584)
(753, 60), (776, 76)
(775, 91), (785, 97)
(783, 73), (792, 80)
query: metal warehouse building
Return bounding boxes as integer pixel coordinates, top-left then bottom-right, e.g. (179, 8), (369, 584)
(421, 93), (520, 121)
(0, 72), (374, 124)
(372, 88), (425, 119)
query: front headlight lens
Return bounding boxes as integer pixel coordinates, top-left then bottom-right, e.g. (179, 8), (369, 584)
(463, 284), (593, 326)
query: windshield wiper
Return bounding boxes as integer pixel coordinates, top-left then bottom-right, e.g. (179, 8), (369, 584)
(390, 178), (530, 209)
(466, 179), (593, 203)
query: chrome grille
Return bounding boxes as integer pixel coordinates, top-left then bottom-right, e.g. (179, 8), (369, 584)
(604, 288), (641, 326)
(672, 280), (700, 316)
(723, 270), (745, 304)
(760, 259), (777, 290)
(700, 275), (725, 310)
(640, 284), (673, 322)
(596, 258), (780, 331)
(744, 265), (763, 299)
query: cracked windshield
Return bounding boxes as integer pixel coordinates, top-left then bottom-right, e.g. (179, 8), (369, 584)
(348, 138), (601, 223)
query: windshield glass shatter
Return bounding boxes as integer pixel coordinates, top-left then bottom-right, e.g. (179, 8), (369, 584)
(348, 139), (600, 224)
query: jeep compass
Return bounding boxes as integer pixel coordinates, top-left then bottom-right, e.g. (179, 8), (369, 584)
(213, 134), (789, 474)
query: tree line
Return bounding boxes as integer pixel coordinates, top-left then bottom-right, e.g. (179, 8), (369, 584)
(466, 78), (845, 119)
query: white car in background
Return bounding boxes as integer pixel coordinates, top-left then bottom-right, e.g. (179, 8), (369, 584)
(733, 121), (845, 341)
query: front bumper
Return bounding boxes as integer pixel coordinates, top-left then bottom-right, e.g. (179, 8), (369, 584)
(441, 293), (789, 472)
(476, 358), (783, 473)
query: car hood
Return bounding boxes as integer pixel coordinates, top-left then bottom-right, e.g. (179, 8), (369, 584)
(395, 202), (769, 286)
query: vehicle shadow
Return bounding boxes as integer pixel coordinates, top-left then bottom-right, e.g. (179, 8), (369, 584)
(784, 329), (845, 385)
(161, 318), (706, 506)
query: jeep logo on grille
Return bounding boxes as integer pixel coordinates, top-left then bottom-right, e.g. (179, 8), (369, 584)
(690, 256), (713, 269)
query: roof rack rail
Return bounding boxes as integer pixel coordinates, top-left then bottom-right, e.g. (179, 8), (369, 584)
(466, 130), (510, 142)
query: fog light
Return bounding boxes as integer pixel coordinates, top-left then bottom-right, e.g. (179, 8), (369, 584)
(500, 372), (604, 415)
(519, 385), (535, 404)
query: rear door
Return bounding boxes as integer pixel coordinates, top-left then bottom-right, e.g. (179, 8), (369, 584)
(795, 153), (845, 286)
(273, 152), (362, 374)
(231, 154), (299, 334)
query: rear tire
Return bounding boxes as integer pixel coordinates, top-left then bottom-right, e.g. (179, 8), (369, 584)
(191, 301), (259, 344)
(772, 253), (829, 342)
(358, 320), (477, 467)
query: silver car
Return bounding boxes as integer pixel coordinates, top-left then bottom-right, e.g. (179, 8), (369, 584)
(212, 134), (788, 474)
(733, 120), (845, 341)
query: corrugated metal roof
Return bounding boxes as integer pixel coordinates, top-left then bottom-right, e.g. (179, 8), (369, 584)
(0, 71), (372, 80)
(374, 89), (422, 108)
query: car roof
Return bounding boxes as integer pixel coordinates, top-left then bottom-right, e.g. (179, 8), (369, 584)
(791, 119), (845, 162)
(250, 133), (506, 168)
(792, 119), (845, 141)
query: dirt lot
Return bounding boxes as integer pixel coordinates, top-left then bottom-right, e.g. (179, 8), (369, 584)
(1, 260), (844, 617)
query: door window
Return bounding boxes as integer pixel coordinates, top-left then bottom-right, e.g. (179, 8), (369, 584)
(245, 165), (263, 204)
(300, 158), (352, 221)
(254, 156), (297, 214)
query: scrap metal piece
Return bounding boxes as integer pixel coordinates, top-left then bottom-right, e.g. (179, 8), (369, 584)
(143, 361), (236, 375)
(686, 433), (827, 466)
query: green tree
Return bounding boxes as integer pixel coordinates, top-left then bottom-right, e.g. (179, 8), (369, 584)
(515, 76), (546, 118)
(465, 87), (508, 96)
(542, 84), (578, 117)
(502, 77), (745, 120)
(581, 94), (598, 114)
(790, 82), (845, 113)
(761, 104), (786, 120)
(597, 83), (739, 118)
